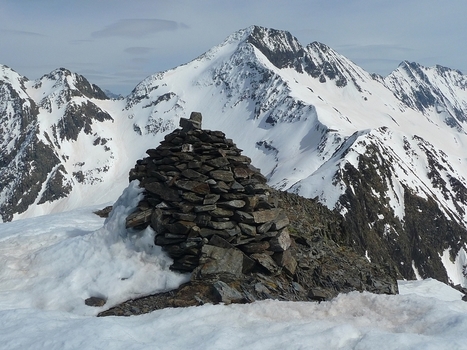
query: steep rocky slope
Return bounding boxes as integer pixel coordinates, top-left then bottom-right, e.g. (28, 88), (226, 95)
(0, 66), (117, 221)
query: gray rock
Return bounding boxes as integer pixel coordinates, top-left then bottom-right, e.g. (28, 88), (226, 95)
(181, 169), (209, 182)
(273, 250), (297, 275)
(234, 210), (254, 223)
(210, 181), (230, 193)
(194, 204), (217, 212)
(85, 296), (106, 307)
(230, 181), (245, 192)
(206, 157), (230, 168)
(182, 192), (204, 203)
(199, 227), (223, 238)
(171, 212), (197, 221)
(213, 281), (244, 304)
(179, 114), (202, 131)
(257, 221), (273, 234)
(209, 220), (235, 230)
(271, 211), (290, 231)
(269, 228), (291, 252)
(145, 182), (181, 202)
(308, 288), (330, 302)
(210, 207), (234, 217)
(251, 209), (281, 224)
(165, 221), (196, 235)
(238, 222), (257, 236)
(203, 193), (220, 205)
(209, 235), (235, 249)
(232, 167), (251, 179)
(125, 208), (153, 228)
(196, 245), (243, 278)
(175, 180), (211, 195)
(250, 253), (281, 275)
(240, 241), (270, 254)
(210, 170), (235, 182)
(189, 111), (203, 124)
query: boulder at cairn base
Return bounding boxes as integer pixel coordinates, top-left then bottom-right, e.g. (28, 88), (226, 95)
(126, 112), (293, 276)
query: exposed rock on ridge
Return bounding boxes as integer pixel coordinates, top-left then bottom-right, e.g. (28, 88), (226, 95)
(99, 112), (398, 316)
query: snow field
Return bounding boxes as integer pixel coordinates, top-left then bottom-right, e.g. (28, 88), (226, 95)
(1, 180), (467, 349)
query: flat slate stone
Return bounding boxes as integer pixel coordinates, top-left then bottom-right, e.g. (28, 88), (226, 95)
(145, 182), (181, 202)
(181, 169), (209, 182)
(203, 194), (220, 205)
(213, 281), (244, 304)
(175, 180), (211, 195)
(196, 245), (243, 278)
(251, 209), (281, 224)
(210, 170), (235, 182)
(251, 253), (281, 275)
(125, 209), (153, 228)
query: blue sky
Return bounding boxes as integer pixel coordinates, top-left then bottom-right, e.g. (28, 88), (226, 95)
(1, 0), (466, 95)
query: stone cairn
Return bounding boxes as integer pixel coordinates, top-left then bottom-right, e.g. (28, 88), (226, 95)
(126, 112), (296, 281)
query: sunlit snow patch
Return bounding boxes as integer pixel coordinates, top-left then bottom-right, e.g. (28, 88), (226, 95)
(440, 247), (467, 287)
(0, 180), (189, 316)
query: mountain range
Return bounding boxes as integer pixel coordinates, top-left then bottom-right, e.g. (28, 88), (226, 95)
(2, 25), (467, 285)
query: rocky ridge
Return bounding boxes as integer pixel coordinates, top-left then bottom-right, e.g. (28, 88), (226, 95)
(98, 113), (398, 316)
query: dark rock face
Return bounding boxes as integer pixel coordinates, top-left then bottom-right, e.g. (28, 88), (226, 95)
(59, 101), (113, 141)
(99, 112), (398, 316)
(246, 26), (349, 88)
(337, 142), (467, 283)
(0, 72), (66, 221)
(0, 67), (113, 221)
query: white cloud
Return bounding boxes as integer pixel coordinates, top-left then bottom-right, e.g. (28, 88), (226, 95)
(92, 19), (186, 38)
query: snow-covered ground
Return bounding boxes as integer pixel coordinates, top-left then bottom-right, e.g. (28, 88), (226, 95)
(1, 182), (467, 349)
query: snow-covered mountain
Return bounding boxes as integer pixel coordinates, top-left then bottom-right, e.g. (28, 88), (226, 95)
(2, 25), (467, 284)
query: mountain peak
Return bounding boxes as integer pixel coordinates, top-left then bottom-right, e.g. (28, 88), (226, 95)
(0, 64), (24, 79)
(307, 41), (332, 53)
(36, 68), (108, 100)
(244, 26), (304, 69)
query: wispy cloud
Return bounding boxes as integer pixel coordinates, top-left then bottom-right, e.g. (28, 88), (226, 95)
(2, 29), (46, 37)
(124, 47), (153, 55)
(91, 19), (186, 38)
(69, 39), (93, 45)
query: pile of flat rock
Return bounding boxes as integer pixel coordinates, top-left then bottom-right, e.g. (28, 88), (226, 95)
(96, 111), (401, 318)
(97, 112), (399, 316)
(126, 112), (296, 280)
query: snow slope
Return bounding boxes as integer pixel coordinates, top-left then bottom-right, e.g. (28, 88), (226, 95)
(0, 182), (466, 349)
